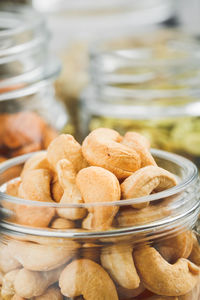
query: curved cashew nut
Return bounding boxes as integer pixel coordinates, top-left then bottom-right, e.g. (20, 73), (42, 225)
(0, 244), (21, 273)
(1, 269), (20, 299)
(189, 233), (200, 266)
(56, 159), (87, 220)
(16, 169), (55, 227)
(134, 246), (200, 296)
(14, 266), (63, 298)
(82, 128), (141, 179)
(8, 240), (79, 271)
(101, 244), (140, 289)
(76, 166), (121, 230)
(33, 286), (63, 300)
(117, 199), (170, 227)
(51, 217), (75, 229)
(47, 134), (87, 172)
(59, 259), (119, 300)
(121, 132), (157, 167)
(157, 231), (193, 263)
(21, 152), (51, 179)
(121, 166), (177, 209)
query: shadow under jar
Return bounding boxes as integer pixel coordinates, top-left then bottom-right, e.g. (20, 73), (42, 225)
(0, 4), (68, 162)
(81, 30), (200, 168)
(0, 149), (199, 299)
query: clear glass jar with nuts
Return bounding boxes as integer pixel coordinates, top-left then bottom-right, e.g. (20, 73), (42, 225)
(81, 29), (200, 168)
(0, 128), (199, 300)
(0, 4), (68, 162)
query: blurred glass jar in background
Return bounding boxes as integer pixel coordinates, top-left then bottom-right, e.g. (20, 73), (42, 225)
(0, 3), (68, 162)
(32, 0), (174, 139)
(81, 30), (200, 167)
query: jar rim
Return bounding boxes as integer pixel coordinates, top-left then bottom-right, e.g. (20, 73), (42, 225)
(0, 149), (199, 238)
(0, 149), (198, 208)
(0, 56), (60, 102)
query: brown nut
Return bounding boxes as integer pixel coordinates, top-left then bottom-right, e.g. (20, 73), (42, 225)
(76, 166), (121, 230)
(157, 231), (194, 263)
(47, 134), (87, 172)
(147, 296), (178, 300)
(50, 218), (75, 229)
(16, 169), (55, 227)
(56, 159), (86, 220)
(8, 240), (79, 271)
(59, 259), (119, 299)
(121, 166), (177, 209)
(189, 233), (200, 266)
(33, 286), (63, 300)
(117, 199), (170, 227)
(134, 246), (200, 296)
(6, 180), (21, 198)
(21, 152), (51, 178)
(2, 112), (45, 149)
(121, 131), (157, 167)
(51, 180), (64, 203)
(82, 128), (141, 179)
(101, 244), (140, 289)
(14, 266), (63, 298)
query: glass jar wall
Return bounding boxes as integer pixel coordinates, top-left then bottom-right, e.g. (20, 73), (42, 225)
(0, 149), (199, 299)
(31, 0), (174, 139)
(81, 30), (200, 167)
(0, 4), (68, 161)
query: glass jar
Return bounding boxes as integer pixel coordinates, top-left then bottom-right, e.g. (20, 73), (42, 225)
(0, 4), (68, 161)
(81, 29), (200, 167)
(0, 149), (199, 299)
(31, 0), (175, 140)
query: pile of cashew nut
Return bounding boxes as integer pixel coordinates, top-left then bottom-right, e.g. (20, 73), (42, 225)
(1, 128), (200, 300)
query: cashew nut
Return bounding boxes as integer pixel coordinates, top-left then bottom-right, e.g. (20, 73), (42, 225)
(33, 286), (63, 300)
(16, 169), (55, 227)
(121, 166), (177, 209)
(47, 134), (87, 172)
(147, 296), (178, 300)
(8, 240), (79, 271)
(6, 180), (21, 198)
(122, 131), (157, 167)
(0, 245), (21, 273)
(51, 218), (75, 229)
(82, 128), (141, 179)
(14, 266), (63, 298)
(21, 152), (51, 179)
(59, 259), (119, 299)
(82, 213), (93, 230)
(189, 234), (200, 266)
(117, 199), (170, 227)
(134, 246), (200, 296)
(81, 243), (101, 263)
(101, 244), (140, 289)
(1, 269), (20, 300)
(157, 231), (193, 263)
(76, 166), (120, 230)
(56, 159), (86, 220)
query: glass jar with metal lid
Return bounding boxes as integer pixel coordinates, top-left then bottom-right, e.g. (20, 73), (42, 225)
(0, 148), (199, 299)
(0, 3), (68, 161)
(81, 29), (200, 167)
